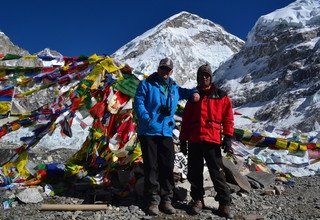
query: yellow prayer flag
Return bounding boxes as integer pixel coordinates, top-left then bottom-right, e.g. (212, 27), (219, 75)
(243, 130), (252, 139)
(117, 73), (124, 82)
(100, 57), (123, 73)
(2, 162), (14, 176)
(288, 142), (299, 152)
(88, 54), (104, 63)
(62, 65), (69, 71)
(64, 163), (84, 176)
(133, 143), (142, 157)
(15, 87), (41, 97)
(299, 144), (307, 151)
(275, 139), (288, 149)
(13, 151), (30, 178)
(23, 55), (37, 60)
(0, 102), (11, 114)
(86, 63), (104, 82)
(93, 130), (103, 140)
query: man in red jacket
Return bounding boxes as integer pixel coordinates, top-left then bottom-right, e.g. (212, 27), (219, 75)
(180, 64), (234, 219)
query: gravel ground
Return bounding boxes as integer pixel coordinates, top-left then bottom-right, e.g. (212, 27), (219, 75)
(1, 146), (320, 220)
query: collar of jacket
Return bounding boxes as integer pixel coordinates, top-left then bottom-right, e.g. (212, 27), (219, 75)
(197, 83), (227, 99)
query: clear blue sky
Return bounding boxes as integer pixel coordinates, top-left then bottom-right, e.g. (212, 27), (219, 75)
(0, 0), (295, 57)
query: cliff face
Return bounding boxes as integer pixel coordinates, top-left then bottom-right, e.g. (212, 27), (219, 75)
(214, 0), (320, 132)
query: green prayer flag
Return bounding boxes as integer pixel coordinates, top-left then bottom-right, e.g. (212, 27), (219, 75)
(2, 54), (22, 60)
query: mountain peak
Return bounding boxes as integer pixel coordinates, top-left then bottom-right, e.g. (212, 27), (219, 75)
(36, 48), (64, 67)
(36, 48), (63, 57)
(113, 12), (244, 86)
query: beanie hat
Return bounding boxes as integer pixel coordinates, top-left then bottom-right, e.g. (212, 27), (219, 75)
(197, 64), (212, 78)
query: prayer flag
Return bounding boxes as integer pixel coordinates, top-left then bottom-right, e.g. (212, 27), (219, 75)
(0, 86), (14, 114)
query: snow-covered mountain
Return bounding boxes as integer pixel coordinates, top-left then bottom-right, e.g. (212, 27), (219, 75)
(214, 0), (320, 133)
(112, 11), (244, 87)
(36, 48), (64, 67)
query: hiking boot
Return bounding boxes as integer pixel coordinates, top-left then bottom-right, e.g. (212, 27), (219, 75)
(189, 199), (204, 215)
(146, 203), (159, 216)
(218, 204), (233, 219)
(160, 201), (176, 214)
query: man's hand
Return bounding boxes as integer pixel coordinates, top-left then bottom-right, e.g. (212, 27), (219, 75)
(191, 93), (200, 102)
(180, 140), (188, 156)
(221, 135), (233, 154)
(121, 64), (133, 74)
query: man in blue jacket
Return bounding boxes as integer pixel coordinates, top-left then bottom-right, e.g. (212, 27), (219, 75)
(134, 58), (199, 215)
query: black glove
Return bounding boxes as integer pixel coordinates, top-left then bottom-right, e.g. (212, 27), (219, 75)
(180, 140), (188, 156)
(221, 135), (233, 154)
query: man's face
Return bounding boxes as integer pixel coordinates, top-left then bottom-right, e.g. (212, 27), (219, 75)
(158, 66), (173, 80)
(198, 72), (211, 88)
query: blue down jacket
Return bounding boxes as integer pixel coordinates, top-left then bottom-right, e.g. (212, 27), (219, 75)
(134, 72), (195, 137)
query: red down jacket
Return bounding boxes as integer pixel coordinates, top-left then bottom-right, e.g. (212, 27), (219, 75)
(180, 84), (234, 145)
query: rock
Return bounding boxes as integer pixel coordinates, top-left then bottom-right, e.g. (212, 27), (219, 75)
(246, 171), (276, 188)
(203, 197), (219, 209)
(222, 157), (251, 192)
(16, 188), (43, 203)
(249, 179), (262, 189)
(274, 185), (285, 195)
(262, 188), (276, 196)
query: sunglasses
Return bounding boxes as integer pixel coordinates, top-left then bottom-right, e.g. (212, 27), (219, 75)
(159, 66), (172, 72)
(199, 73), (211, 78)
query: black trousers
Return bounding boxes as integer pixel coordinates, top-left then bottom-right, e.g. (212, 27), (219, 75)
(188, 142), (231, 205)
(138, 135), (175, 205)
